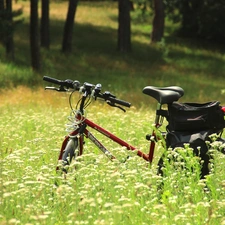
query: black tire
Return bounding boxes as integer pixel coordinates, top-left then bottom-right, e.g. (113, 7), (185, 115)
(62, 138), (78, 172)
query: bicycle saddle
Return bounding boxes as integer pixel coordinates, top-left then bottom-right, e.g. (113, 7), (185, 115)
(142, 86), (184, 104)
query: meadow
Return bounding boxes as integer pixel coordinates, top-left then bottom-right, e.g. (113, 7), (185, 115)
(1, 1), (225, 224)
(1, 88), (225, 224)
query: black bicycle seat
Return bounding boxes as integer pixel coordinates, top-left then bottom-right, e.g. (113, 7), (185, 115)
(142, 86), (184, 104)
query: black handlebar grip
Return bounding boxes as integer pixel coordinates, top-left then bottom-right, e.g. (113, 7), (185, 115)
(43, 76), (75, 89)
(43, 76), (62, 85)
(109, 97), (131, 108)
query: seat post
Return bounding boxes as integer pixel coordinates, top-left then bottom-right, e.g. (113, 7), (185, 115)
(148, 102), (163, 163)
(155, 103), (162, 125)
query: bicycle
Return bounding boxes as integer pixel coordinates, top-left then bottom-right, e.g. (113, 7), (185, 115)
(43, 76), (185, 173)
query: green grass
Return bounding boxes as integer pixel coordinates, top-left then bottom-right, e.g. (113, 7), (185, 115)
(1, 1), (225, 224)
(1, 93), (225, 224)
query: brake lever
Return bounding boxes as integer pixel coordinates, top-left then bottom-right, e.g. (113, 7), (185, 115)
(45, 86), (67, 92)
(107, 101), (126, 112)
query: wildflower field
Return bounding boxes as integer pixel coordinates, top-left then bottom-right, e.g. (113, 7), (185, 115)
(1, 87), (225, 225)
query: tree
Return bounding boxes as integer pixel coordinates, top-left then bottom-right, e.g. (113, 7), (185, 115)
(30, 0), (41, 71)
(151, 0), (164, 42)
(41, 0), (50, 49)
(118, 0), (131, 52)
(5, 0), (14, 59)
(0, 0), (3, 12)
(0, 0), (14, 59)
(0, 0), (5, 44)
(62, 0), (79, 53)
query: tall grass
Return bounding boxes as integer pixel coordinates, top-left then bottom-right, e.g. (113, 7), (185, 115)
(1, 88), (225, 224)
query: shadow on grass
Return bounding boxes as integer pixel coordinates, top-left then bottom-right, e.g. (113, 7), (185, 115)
(10, 18), (163, 72)
(1, 6), (225, 106)
(11, 15), (225, 78)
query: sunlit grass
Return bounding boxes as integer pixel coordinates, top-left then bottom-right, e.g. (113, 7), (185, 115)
(1, 88), (225, 224)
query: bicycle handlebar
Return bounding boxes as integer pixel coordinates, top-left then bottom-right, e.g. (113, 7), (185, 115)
(97, 92), (131, 108)
(43, 76), (131, 108)
(108, 97), (131, 107)
(43, 76), (76, 89)
(43, 76), (62, 85)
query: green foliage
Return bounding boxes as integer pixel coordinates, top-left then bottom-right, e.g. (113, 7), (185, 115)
(131, 0), (153, 23)
(197, 1), (225, 41)
(164, 0), (225, 42)
(0, 62), (40, 87)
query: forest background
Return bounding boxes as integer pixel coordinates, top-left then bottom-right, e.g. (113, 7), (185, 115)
(0, 0), (225, 105)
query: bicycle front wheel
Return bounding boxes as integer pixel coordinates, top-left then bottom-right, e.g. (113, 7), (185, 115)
(62, 138), (79, 172)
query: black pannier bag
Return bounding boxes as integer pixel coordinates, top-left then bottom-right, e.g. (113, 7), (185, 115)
(157, 101), (225, 179)
(167, 101), (225, 132)
(157, 129), (218, 179)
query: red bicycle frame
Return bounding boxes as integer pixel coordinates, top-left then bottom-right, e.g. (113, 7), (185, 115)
(42, 76), (174, 170)
(57, 103), (165, 169)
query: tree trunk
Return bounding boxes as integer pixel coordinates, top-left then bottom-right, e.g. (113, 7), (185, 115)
(30, 0), (41, 71)
(5, 0), (14, 60)
(62, 0), (79, 53)
(41, 0), (50, 49)
(118, 0), (131, 52)
(0, 0), (5, 45)
(151, 0), (165, 42)
(0, 0), (4, 27)
(0, 0), (4, 10)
